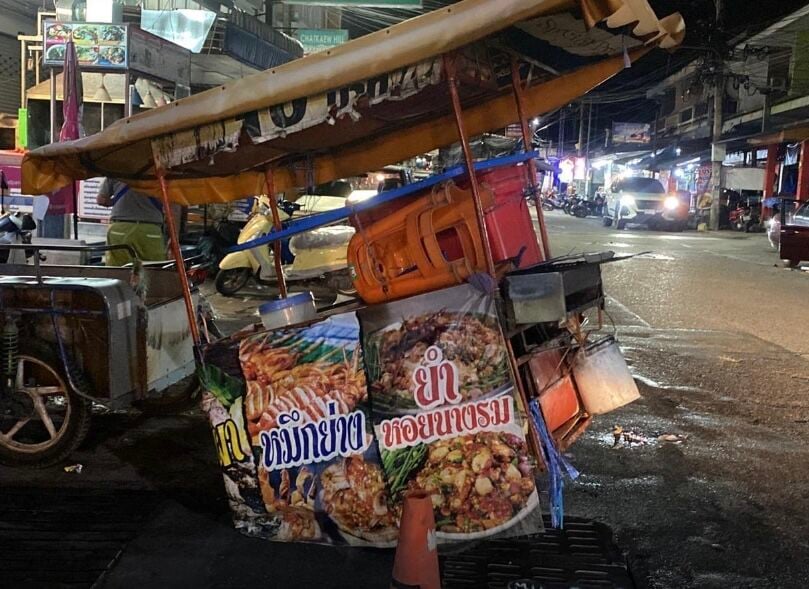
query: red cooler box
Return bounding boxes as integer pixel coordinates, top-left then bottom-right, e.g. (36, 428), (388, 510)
(459, 163), (543, 268)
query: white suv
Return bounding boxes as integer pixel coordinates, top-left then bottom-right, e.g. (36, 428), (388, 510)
(603, 176), (688, 231)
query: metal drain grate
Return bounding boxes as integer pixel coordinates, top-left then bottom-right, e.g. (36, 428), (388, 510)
(441, 516), (634, 589)
(0, 487), (160, 588)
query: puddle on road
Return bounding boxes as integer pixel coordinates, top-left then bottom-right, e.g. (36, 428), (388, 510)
(635, 252), (676, 261)
(632, 372), (707, 394)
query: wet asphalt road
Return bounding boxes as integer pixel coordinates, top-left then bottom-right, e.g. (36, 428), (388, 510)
(2, 212), (809, 588)
(540, 210), (809, 588)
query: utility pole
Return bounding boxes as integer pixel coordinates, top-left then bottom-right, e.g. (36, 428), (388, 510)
(584, 102), (593, 197)
(709, 0), (724, 231)
(577, 101), (585, 157)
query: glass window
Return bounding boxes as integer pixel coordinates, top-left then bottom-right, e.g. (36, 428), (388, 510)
(613, 177), (666, 194)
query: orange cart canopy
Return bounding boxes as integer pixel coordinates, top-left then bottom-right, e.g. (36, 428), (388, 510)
(22, 0), (683, 205)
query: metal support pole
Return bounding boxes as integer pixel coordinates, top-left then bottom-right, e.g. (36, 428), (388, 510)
(510, 58), (551, 261)
(124, 72), (132, 118)
(443, 54), (496, 277)
(762, 144), (778, 221)
(155, 167), (201, 348)
(264, 169), (288, 298)
(584, 102), (593, 198)
(49, 68), (56, 143)
(577, 101), (585, 157)
(798, 140), (809, 202)
(71, 183), (78, 239)
(709, 0), (724, 231)
(709, 79), (724, 230)
(20, 39), (27, 112)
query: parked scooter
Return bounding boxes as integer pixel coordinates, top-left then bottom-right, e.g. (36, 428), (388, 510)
(0, 212), (38, 264)
(539, 191), (566, 211)
(215, 196), (355, 301)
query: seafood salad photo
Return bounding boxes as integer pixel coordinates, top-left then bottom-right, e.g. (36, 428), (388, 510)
(365, 311), (511, 412)
(382, 431), (537, 537)
(319, 456), (398, 544)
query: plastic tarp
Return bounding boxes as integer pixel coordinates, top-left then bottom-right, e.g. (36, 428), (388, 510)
(22, 0), (684, 204)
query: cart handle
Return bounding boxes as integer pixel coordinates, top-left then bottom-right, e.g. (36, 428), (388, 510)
(0, 243), (137, 284)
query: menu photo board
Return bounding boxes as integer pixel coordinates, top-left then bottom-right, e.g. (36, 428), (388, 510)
(78, 177), (111, 220)
(43, 21), (128, 69)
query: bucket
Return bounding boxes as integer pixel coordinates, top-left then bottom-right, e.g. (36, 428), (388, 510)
(259, 292), (317, 330)
(571, 336), (640, 415)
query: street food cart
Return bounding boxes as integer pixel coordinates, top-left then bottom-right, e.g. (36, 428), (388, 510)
(19, 0), (684, 546)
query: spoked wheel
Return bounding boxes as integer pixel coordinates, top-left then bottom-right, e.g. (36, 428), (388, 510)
(215, 268), (251, 296)
(0, 345), (91, 467)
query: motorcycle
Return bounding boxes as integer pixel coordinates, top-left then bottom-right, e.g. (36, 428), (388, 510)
(570, 194), (605, 218)
(563, 193), (581, 215)
(215, 196), (355, 301)
(728, 204), (760, 232)
(0, 212), (38, 264)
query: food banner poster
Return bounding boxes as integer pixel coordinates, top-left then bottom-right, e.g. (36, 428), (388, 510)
(358, 283), (542, 541)
(43, 21), (128, 68)
(200, 313), (399, 546)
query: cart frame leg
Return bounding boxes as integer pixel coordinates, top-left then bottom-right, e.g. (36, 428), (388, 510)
(510, 58), (551, 261)
(155, 168), (201, 349)
(443, 53), (496, 277)
(444, 52), (542, 460)
(264, 169), (288, 298)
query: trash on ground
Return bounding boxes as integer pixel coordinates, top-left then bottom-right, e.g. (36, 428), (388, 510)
(64, 464), (83, 474)
(657, 433), (689, 444)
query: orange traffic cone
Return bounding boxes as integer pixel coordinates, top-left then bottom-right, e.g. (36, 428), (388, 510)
(391, 490), (441, 589)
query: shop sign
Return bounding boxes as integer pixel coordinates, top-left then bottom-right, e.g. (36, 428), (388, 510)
(612, 122), (651, 144)
(281, 0), (420, 6)
(43, 21), (128, 69)
(78, 177), (111, 220)
(574, 157), (587, 181)
(559, 157), (575, 184)
(128, 27), (191, 86)
(295, 29), (349, 54)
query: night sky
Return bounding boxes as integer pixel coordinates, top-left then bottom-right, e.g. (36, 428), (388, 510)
(342, 0), (809, 151)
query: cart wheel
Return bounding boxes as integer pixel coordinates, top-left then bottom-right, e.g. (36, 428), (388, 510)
(786, 259), (801, 269)
(602, 217), (613, 227)
(0, 343), (91, 468)
(616, 219), (627, 230)
(215, 268), (251, 296)
(138, 375), (200, 416)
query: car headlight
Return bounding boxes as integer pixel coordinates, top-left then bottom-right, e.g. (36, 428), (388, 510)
(620, 195), (636, 206)
(663, 196), (680, 210)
